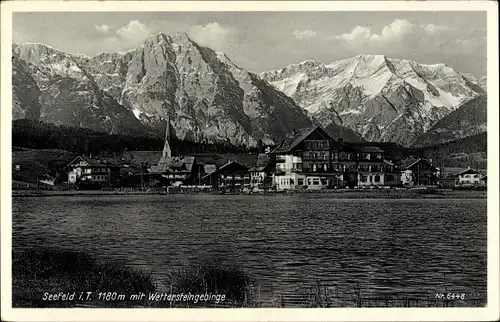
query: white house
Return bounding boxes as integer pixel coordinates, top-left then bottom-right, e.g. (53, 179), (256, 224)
(457, 167), (482, 186)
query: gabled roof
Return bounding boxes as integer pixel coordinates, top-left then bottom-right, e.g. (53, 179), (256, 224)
(272, 126), (333, 154)
(218, 160), (249, 172)
(201, 160), (249, 179)
(399, 156), (434, 170)
(156, 156), (195, 173)
(67, 155), (122, 168)
(442, 167), (487, 176)
(457, 167), (481, 176)
(194, 153), (258, 168)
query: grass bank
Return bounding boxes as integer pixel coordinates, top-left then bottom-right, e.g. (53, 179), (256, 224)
(12, 248), (156, 307)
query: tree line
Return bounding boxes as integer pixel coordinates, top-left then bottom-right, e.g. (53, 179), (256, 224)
(12, 119), (261, 157)
(12, 119), (486, 169)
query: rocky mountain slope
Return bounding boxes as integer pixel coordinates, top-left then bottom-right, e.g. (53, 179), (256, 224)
(412, 95), (487, 147)
(12, 33), (315, 146)
(261, 55), (486, 146)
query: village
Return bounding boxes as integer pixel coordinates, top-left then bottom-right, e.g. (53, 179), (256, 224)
(13, 119), (487, 194)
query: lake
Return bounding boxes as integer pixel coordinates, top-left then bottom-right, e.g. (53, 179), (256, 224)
(12, 194), (487, 307)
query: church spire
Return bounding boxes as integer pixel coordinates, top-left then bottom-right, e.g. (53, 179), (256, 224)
(162, 116), (172, 158)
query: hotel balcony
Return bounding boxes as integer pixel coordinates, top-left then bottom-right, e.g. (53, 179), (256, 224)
(302, 156), (330, 161)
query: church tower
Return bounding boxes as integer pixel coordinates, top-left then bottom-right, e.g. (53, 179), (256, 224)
(162, 116), (172, 158)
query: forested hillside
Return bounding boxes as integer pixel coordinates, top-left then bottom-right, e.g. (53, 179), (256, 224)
(410, 133), (487, 168)
(12, 119), (260, 157)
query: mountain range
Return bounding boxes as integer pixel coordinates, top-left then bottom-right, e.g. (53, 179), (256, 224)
(12, 33), (487, 148)
(12, 33), (315, 146)
(261, 55), (487, 146)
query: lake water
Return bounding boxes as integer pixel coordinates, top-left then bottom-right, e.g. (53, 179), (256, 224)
(12, 195), (487, 307)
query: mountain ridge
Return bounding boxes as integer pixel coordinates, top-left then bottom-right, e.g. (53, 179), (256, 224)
(12, 33), (320, 146)
(12, 37), (487, 148)
(261, 54), (486, 146)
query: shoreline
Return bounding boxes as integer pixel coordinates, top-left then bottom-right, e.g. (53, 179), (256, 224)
(11, 188), (487, 199)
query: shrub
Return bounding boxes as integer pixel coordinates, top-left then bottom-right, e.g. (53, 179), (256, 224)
(12, 248), (156, 307)
(166, 261), (255, 307)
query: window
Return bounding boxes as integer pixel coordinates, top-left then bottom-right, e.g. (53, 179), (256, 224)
(323, 164), (328, 171)
(308, 178), (312, 185)
(313, 178), (320, 185)
(374, 175), (380, 183)
(313, 164), (317, 172)
(298, 179), (304, 185)
(361, 176), (368, 182)
(321, 178), (328, 185)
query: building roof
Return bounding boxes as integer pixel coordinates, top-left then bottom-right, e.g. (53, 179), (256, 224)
(67, 155), (122, 168)
(155, 156), (195, 173)
(202, 160), (249, 179)
(442, 167), (487, 175)
(272, 126), (333, 154)
(457, 167), (481, 176)
(399, 156), (434, 170)
(218, 160), (249, 172)
(194, 153), (259, 168)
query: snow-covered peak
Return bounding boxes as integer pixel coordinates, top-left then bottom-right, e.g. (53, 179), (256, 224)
(15, 42), (91, 59)
(261, 55), (484, 146)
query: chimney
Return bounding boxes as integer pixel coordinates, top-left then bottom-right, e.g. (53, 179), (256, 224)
(162, 115), (172, 158)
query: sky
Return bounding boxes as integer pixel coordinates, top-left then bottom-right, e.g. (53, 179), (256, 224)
(13, 11), (487, 77)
